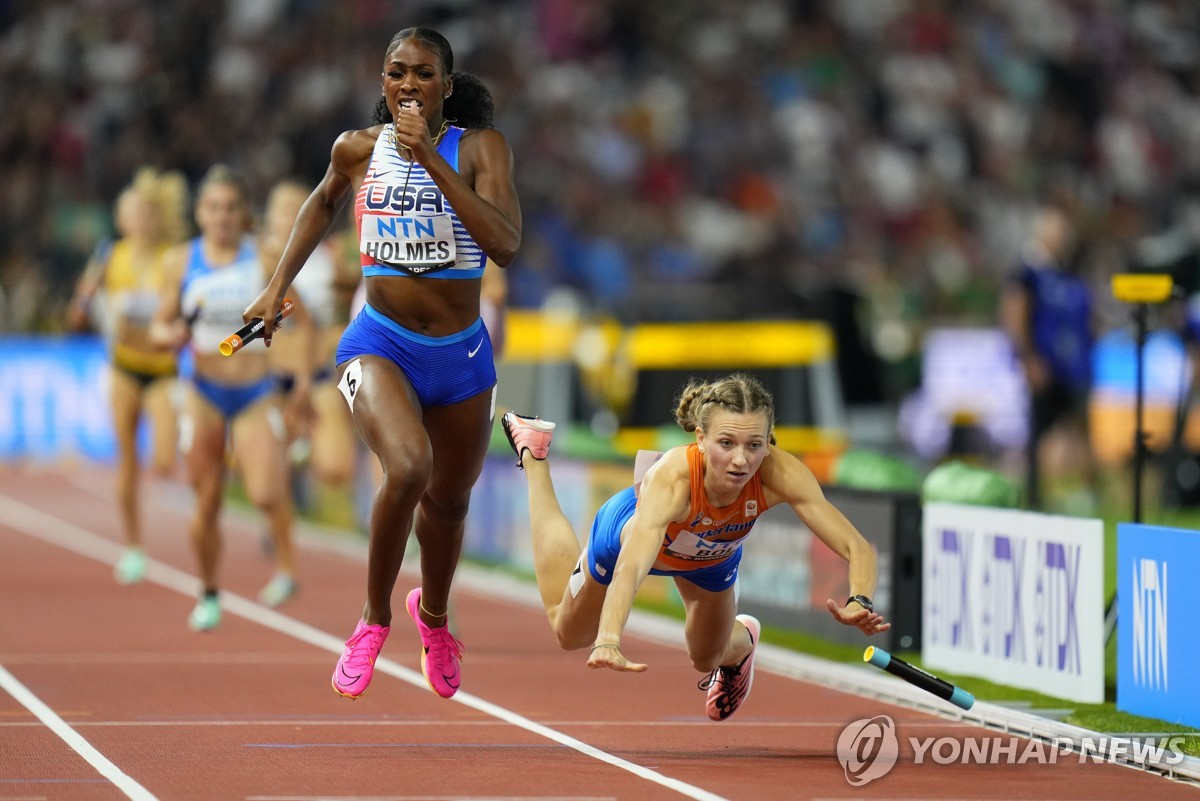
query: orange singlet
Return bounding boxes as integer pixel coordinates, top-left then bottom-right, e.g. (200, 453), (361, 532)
(651, 443), (770, 573)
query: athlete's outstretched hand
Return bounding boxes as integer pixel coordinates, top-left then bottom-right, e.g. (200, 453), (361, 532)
(826, 598), (891, 636)
(587, 643), (648, 673)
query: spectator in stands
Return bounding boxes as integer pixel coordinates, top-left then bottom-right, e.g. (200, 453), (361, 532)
(8, 0), (1200, 506)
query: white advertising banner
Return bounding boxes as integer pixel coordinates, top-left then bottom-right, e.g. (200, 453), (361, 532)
(922, 503), (1105, 703)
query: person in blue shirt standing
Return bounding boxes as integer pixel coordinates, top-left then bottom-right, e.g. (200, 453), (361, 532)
(1001, 203), (1097, 511)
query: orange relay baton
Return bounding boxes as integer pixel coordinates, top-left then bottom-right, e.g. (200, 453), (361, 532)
(219, 297), (295, 356)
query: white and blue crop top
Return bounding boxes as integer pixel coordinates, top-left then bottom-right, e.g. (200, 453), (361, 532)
(354, 124), (486, 280)
(179, 236), (264, 357)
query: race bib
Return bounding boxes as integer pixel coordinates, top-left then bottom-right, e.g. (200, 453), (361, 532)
(337, 358), (363, 411)
(663, 531), (742, 562)
(360, 212), (456, 273)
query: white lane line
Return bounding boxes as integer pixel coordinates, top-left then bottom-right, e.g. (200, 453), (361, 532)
(0, 665), (157, 801)
(0, 718), (868, 728)
(0, 494), (733, 801)
(246, 796), (617, 800)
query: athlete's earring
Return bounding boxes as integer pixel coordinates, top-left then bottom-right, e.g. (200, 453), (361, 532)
(444, 92), (452, 98)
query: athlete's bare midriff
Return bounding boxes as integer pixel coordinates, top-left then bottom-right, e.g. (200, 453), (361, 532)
(364, 272), (482, 336)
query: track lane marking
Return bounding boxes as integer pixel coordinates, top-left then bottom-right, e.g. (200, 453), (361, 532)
(0, 717), (973, 729)
(0, 665), (157, 800)
(0, 494), (733, 801)
(245, 796), (617, 800)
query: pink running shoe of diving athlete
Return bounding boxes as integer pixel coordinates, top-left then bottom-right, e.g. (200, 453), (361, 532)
(500, 412), (556, 468)
(700, 614), (760, 721)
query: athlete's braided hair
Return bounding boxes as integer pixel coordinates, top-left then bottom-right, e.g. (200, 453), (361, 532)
(370, 27), (495, 130)
(674, 374), (776, 442)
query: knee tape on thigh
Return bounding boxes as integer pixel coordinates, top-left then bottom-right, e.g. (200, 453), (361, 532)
(178, 413), (194, 455)
(568, 554), (587, 599)
(265, 405), (286, 441)
(169, 379), (185, 411)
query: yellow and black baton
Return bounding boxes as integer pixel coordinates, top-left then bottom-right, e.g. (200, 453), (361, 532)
(219, 297), (295, 356)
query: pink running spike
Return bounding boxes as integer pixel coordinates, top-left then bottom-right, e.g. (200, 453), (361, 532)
(406, 588), (464, 698)
(700, 614), (760, 721)
(501, 412), (556, 469)
(331, 619), (390, 700)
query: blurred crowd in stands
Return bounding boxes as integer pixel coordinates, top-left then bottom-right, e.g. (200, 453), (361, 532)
(3, 0), (1200, 409)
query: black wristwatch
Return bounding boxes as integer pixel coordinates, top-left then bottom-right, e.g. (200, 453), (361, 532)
(847, 594), (874, 613)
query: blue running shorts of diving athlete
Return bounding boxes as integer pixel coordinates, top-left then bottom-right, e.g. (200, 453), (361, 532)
(584, 486), (742, 593)
(335, 303), (496, 407)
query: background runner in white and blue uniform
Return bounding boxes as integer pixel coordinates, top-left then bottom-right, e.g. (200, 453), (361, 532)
(151, 165), (303, 631)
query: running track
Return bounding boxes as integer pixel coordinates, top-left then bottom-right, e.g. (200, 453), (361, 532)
(0, 463), (1196, 801)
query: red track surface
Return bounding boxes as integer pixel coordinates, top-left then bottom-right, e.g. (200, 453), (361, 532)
(1, 462), (1196, 800)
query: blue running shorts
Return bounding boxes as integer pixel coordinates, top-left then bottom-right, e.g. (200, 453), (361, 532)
(585, 486), (742, 593)
(192, 375), (278, 419)
(335, 303), (496, 407)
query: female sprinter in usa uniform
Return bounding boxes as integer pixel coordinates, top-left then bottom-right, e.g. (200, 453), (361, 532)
(243, 27), (520, 701)
(502, 374), (890, 721)
(152, 165), (306, 631)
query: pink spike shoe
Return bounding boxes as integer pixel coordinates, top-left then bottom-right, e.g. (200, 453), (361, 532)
(699, 614), (760, 721)
(406, 588), (464, 698)
(331, 618), (390, 700)
(501, 412), (556, 469)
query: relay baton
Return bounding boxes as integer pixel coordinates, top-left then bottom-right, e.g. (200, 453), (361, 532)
(864, 646), (975, 710)
(219, 298), (295, 356)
